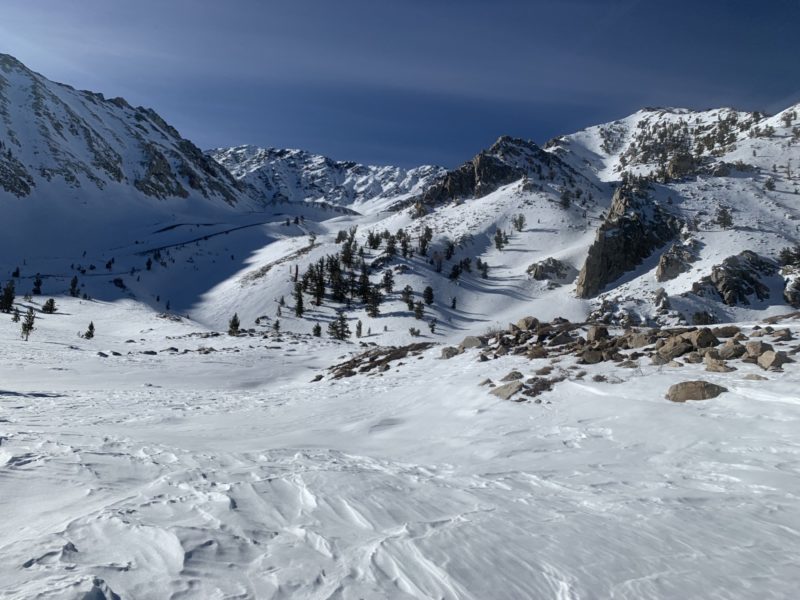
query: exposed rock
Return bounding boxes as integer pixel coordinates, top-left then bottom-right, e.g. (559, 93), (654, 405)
(683, 352), (703, 364)
(712, 325), (741, 338)
(575, 181), (680, 298)
(718, 341), (746, 360)
(501, 370), (524, 381)
(658, 338), (693, 360)
(460, 336), (485, 349)
(586, 325), (609, 342)
(656, 240), (698, 282)
(547, 331), (574, 347)
(441, 346), (460, 359)
(580, 350), (604, 364)
(490, 380), (524, 400)
(666, 381), (728, 402)
(692, 251), (778, 306)
(516, 316), (538, 331)
(527, 258), (575, 282)
(743, 373), (768, 381)
(758, 350), (790, 371)
(704, 355), (736, 373)
(745, 340), (773, 358)
(785, 276), (800, 308)
(626, 331), (657, 348)
(682, 328), (719, 349)
(478, 378), (494, 387)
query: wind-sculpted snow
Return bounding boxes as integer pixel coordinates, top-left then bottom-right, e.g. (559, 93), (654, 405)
(2, 300), (800, 598)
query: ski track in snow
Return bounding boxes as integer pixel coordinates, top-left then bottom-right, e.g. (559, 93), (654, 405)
(2, 313), (800, 598)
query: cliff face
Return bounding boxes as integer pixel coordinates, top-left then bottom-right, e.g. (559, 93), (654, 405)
(575, 181), (681, 298)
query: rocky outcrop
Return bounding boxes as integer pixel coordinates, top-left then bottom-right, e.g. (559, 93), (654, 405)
(527, 257), (576, 282)
(656, 239), (698, 282)
(784, 276), (800, 308)
(575, 181), (681, 298)
(406, 136), (585, 210)
(691, 251), (778, 306)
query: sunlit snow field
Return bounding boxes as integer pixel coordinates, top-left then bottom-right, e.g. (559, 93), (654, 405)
(2, 300), (799, 599)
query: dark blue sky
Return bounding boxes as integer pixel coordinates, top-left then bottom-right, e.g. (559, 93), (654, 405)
(2, 0), (799, 167)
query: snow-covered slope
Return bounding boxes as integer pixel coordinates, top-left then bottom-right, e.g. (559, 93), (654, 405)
(211, 145), (444, 213)
(0, 53), (261, 257)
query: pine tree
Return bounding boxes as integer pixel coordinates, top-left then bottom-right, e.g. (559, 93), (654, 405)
(42, 298), (56, 314)
(12, 307), (20, 322)
(293, 283), (304, 317)
(312, 322), (322, 337)
(21, 307), (35, 341)
(381, 270), (394, 294)
(0, 280), (15, 313)
(69, 275), (79, 297)
(494, 229), (504, 251)
(84, 321), (95, 339)
(273, 320), (280, 332)
(228, 313), (240, 336)
(366, 286), (382, 318)
(32, 274), (42, 295)
(414, 301), (424, 320)
(356, 319), (363, 338)
(327, 312), (351, 340)
(716, 206), (733, 229)
(401, 285), (413, 305)
(428, 318), (437, 333)
(423, 286), (434, 305)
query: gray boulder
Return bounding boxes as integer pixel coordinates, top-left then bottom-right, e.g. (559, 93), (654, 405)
(490, 381), (524, 400)
(666, 380), (728, 402)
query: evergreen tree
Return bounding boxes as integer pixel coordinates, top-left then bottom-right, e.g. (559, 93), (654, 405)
(228, 313), (240, 336)
(69, 275), (79, 297)
(494, 229), (505, 251)
(273, 319), (280, 332)
(423, 285), (434, 305)
(356, 319), (363, 338)
(401, 285), (413, 305)
(451, 297), (457, 310)
(293, 283), (304, 317)
(32, 274), (42, 295)
(382, 269), (394, 294)
(716, 206), (733, 229)
(11, 266), (19, 278)
(327, 312), (351, 340)
(12, 307), (21, 322)
(312, 322), (322, 337)
(428, 318), (437, 333)
(21, 307), (35, 341)
(42, 298), (56, 314)
(366, 286), (382, 318)
(0, 280), (15, 313)
(84, 321), (95, 339)
(414, 301), (425, 320)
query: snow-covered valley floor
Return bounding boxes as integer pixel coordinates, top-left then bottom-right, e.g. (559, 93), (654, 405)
(2, 301), (800, 599)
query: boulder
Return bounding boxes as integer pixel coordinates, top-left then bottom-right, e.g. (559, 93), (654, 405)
(743, 373), (768, 381)
(516, 316), (538, 331)
(586, 325), (609, 342)
(527, 258), (575, 282)
(718, 341), (746, 360)
(745, 340), (773, 358)
(682, 328), (719, 349)
(441, 346), (460, 359)
(712, 325), (741, 338)
(656, 241), (697, 282)
(501, 370), (524, 381)
(460, 336), (485, 350)
(490, 380), (524, 400)
(666, 381), (728, 402)
(704, 355), (736, 373)
(658, 338), (693, 360)
(581, 349), (604, 364)
(757, 350), (790, 371)
(547, 331), (574, 347)
(626, 331), (656, 348)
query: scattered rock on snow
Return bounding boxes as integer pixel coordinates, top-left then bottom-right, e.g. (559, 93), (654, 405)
(666, 381), (728, 402)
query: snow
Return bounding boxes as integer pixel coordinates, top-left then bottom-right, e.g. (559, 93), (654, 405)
(4, 52), (800, 598)
(2, 298), (800, 598)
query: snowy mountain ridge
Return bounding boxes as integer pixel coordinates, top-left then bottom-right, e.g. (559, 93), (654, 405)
(210, 144), (445, 213)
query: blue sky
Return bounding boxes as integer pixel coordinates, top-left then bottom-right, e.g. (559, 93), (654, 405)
(2, 0), (799, 167)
